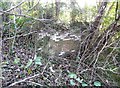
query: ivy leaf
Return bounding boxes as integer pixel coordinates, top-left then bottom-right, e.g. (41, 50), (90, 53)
(76, 77), (83, 83)
(68, 73), (77, 79)
(82, 82), (88, 87)
(34, 55), (42, 65)
(25, 59), (33, 68)
(70, 79), (76, 85)
(14, 58), (20, 64)
(2, 61), (9, 65)
(27, 68), (32, 75)
(94, 81), (101, 86)
(0, 77), (4, 80)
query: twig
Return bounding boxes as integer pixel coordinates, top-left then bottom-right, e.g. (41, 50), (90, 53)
(26, 81), (43, 86)
(96, 67), (120, 75)
(8, 62), (49, 87)
(27, 0), (40, 12)
(4, 0), (25, 13)
(0, 10), (54, 22)
(8, 74), (40, 87)
(3, 30), (38, 41)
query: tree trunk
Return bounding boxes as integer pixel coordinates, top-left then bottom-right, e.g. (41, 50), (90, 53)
(91, 1), (108, 31)
(70, 0), (76, 23)
(55, 0), (60, 20)
(0, 7), (3, 88)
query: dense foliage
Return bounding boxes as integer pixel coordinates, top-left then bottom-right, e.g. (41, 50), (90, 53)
(0, 0), (120, 87)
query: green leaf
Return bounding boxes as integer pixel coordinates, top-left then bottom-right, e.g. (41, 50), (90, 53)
(82, 82), (88, 87)
(76, 78), (83, 83)
(27, 68), (32, 75)
(0, 77), (4, 79)
(2, 61), (9, 65)
(14, 58), (20, 64)
(20, 65), (24, 68)
(70, 79), (76, 85)
(34, 55), (42, 65)
(94, 81), (101, 86)
(68, 73), (77, 79)
(25, 59), (33, 68)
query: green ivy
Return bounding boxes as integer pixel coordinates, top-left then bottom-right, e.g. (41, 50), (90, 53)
(34, 55), (42, 65)
(94, 81), (102, 86)
(81, 82), (88, 87)
(14, 58), (20, 64)
(25, 59), (33, 69)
